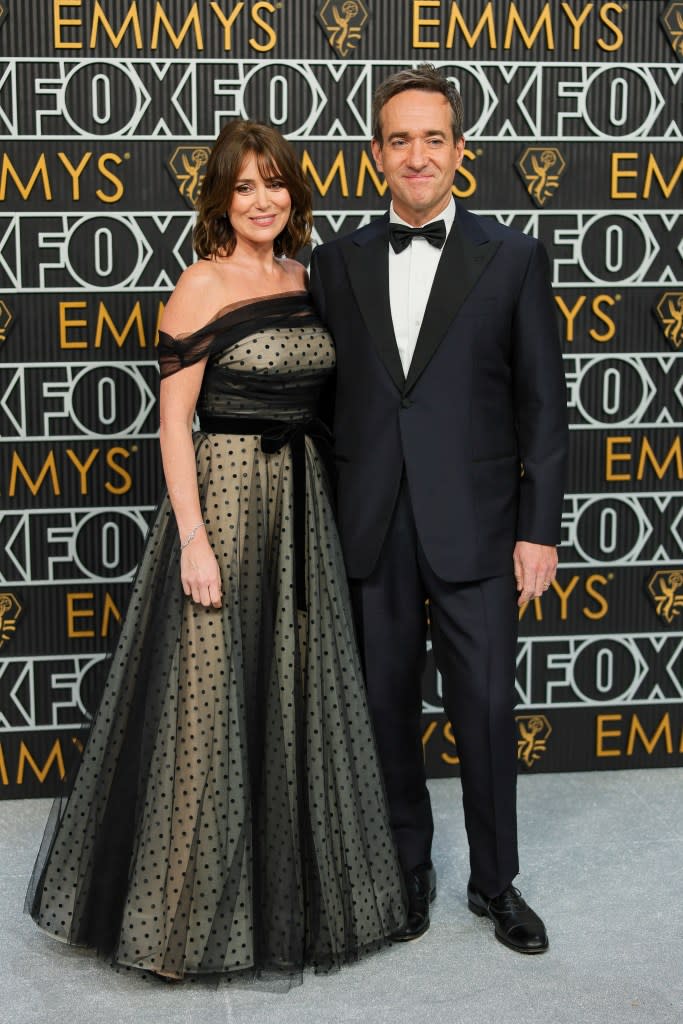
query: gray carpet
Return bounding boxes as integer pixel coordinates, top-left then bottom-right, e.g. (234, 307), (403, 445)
(2, 769), (681, 1024)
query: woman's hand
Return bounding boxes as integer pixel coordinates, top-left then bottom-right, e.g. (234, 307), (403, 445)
(180, 535), (223, 608)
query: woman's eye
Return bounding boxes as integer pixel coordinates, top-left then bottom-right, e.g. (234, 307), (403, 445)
(268, 180), (285, 190)
(235, 184), (254, 194)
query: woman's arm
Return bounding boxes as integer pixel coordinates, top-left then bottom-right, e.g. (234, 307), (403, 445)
(159, 265), (224, 608)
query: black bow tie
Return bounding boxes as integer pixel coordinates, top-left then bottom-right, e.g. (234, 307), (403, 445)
(389, 220), (447, 254)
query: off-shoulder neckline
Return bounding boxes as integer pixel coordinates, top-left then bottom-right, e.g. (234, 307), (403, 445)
(158, 289), (312, 344)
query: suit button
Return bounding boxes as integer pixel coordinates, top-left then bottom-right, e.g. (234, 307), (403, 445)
(401, 398), (413, 408)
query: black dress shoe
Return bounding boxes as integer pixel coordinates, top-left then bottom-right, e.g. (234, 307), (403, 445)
(467, 883), (548, 954)
(391, 864), (437, 942)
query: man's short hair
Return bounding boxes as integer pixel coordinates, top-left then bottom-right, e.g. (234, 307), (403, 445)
(372, 64), (464, 144)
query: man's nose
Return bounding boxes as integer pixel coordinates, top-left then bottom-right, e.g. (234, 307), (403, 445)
(406, 140), (429, 167)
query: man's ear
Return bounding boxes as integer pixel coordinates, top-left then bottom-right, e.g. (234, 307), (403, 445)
(371, 138), (383, 173)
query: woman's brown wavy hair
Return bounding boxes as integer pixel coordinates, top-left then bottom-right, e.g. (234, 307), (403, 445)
(192, 120), (312, 260)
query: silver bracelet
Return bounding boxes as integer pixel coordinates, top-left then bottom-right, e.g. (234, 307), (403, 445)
(180, 522), (205, 550)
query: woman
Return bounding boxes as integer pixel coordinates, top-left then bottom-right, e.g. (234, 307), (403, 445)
(26, 121), (406, 982)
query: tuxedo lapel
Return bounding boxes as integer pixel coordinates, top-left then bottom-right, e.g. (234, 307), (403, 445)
(342, 218), (405, 393)
(404, 209), (501, 394)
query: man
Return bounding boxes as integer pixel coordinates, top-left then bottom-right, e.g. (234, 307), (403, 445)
(309, 65), (568, 953)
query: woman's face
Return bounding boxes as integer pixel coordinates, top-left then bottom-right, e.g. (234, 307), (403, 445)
(228, 152), (292, 248)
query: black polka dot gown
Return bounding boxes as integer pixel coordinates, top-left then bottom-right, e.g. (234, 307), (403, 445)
(26, 293), (406, 980)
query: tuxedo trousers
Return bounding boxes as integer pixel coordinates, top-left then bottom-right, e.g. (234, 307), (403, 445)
(350, 478), (520, 898)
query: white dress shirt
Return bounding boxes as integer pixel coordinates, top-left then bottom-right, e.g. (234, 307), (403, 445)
(388, 197), (456, 377)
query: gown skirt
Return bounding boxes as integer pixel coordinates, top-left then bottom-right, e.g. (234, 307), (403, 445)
(25, 292), (406, 980)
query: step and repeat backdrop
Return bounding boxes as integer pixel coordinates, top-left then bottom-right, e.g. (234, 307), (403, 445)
(0, 0), (681, 796)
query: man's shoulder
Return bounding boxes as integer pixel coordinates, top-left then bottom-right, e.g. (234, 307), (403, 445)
(315, 216), (387, 257)
(457, 203), (538, 252)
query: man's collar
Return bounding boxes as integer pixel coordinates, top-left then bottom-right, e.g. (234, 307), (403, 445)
(389, 196), (456, 231)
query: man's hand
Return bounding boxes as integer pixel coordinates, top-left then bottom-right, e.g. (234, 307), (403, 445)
(513, 541), (558, 607)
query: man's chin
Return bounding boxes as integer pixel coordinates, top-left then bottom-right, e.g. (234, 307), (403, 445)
(398, 192), (437, 213)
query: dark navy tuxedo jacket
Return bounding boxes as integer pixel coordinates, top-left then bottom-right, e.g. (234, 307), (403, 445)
(309, 202), (568, 581)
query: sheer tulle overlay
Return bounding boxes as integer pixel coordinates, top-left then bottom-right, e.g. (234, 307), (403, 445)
(26, 293), (406, 981)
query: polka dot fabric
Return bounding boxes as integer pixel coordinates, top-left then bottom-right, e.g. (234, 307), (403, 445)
(25, 293), (406, 981)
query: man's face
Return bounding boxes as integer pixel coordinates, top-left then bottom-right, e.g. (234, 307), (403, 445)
(371, 90), (465, 226)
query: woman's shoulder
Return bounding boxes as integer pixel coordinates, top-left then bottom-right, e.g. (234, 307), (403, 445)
(279, 257), (308, 290)
(160, 260), (230, 339)
(175, 258), (227, 296)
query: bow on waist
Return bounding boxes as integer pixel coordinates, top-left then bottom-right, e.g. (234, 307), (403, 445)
(198, 415), (333, 611)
